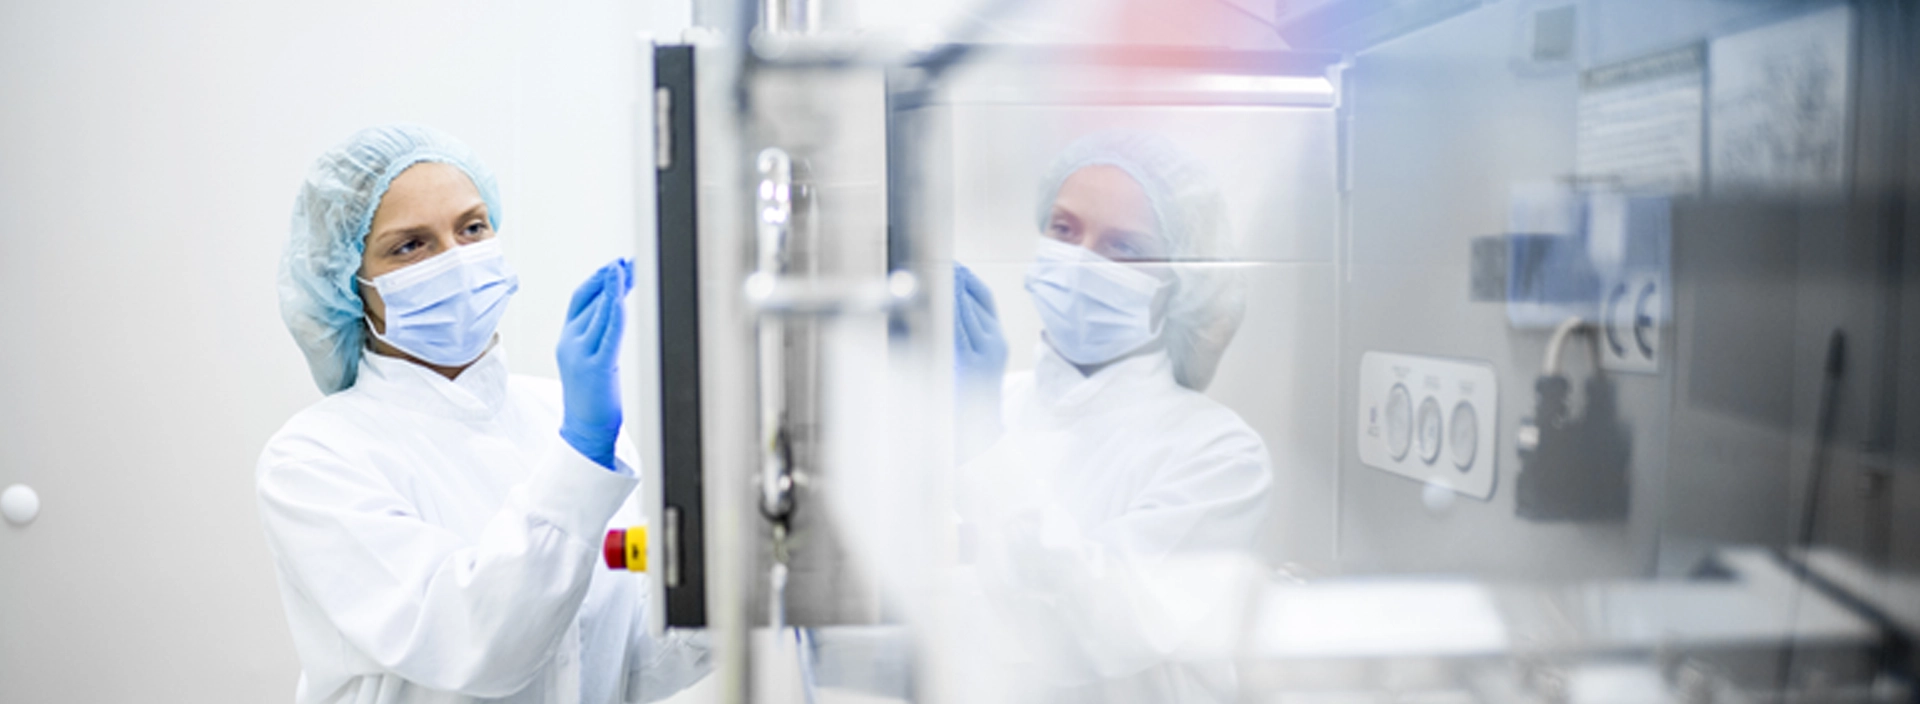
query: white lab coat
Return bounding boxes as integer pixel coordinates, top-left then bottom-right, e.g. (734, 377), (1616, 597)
(256, 344), (708, 704)
(958, 345), (1272, 703)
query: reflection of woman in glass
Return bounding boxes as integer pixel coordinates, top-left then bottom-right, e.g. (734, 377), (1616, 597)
(955, 131), (1273, 702)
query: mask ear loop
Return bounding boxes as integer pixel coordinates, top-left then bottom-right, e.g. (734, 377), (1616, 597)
(353, 276), (385, 344)
(352, 275), (415, 358)
(363, 317), (405, 352)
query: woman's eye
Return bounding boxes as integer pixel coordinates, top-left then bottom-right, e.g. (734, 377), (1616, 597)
(391, 238), (422, 257)
(1048, 222), (1071, 239)
(463, 221), (489, 237)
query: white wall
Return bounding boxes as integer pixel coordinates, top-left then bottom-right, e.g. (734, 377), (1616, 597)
(0, 1), (686, 701)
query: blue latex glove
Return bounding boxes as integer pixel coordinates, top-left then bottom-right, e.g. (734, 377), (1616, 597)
(557, 259), (634, 469)
(955, 263), (1007, 460)
(955, 263), (1008, 388)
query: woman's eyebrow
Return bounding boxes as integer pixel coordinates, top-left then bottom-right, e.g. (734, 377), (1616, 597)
(454, 202), (489, 224)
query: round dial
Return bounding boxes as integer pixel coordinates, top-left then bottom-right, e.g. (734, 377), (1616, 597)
(1449, 401), (1478, 471)
(1416, 396), (1444, 465)
(1385, 384), (1413, 460)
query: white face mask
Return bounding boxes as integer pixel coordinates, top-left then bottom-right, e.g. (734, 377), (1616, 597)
(1024, 238), (1168, 366)
(358, 239), (519, 367)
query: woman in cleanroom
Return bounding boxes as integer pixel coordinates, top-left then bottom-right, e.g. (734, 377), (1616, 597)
(257, 124), (706, 704)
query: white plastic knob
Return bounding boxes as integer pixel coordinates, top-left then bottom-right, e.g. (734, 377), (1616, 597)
(2, 484), (39, 525)
(1422, 480), (1456, 514)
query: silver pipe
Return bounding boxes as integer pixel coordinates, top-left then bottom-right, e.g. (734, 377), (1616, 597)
(754, 148), (796, 523)
(692, 0), (758, 699)
(759, 0), (819, 36)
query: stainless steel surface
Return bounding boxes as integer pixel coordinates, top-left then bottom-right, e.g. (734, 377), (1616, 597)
(681, 0), (910, 687)
(665, 0), (1920, 700)
(1334, 0), (1668, 580)
(907, 47), (1346, 569)
(1234, 550), (1885, 700)
(742, 64), (894, 629)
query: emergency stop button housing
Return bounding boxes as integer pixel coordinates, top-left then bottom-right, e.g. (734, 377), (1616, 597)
(603, 526), (648, 572)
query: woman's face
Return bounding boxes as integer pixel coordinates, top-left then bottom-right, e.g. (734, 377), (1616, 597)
(1043, 165), (1168, 263)
(357, 162), (495, 333)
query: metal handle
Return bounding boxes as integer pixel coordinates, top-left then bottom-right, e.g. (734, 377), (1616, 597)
(755, 149), (793, 277)
(745, 270), (919, 316)
(755, 149), (797, 522)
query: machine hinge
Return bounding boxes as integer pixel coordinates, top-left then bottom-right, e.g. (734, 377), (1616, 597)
(662, 505), (682, 587)
(654, 86), (673, 171)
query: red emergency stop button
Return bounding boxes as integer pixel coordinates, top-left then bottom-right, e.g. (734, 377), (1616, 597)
(604, 529), (628, 570)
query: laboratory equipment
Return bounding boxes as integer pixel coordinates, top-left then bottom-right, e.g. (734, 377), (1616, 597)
(617, 0), (1920, 701)
(1356, 352), (1500, 500)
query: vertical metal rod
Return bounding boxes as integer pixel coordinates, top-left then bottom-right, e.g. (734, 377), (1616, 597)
(880, 72), (956, 704)
(759, 0), (819, 36)
(759, 0), (782, 34)
(769, 558), (788, 631)
(798, 0), (819, 34)
(755, 148), (796, 525)
(692, 0), (760, 700)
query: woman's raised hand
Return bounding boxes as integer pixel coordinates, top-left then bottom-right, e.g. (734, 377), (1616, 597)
(557, 259), (634, 469)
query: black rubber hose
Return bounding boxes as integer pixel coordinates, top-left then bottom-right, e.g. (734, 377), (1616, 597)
(1777, 330), (1846, 701)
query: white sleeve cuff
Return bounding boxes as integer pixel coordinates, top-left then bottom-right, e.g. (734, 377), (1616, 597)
(522, 440), (642, 541)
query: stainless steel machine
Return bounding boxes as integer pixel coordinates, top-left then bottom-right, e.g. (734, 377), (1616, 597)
(630, 0), (1920, 701)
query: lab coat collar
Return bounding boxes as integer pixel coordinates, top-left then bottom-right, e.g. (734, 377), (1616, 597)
(1031, 341), (1175, 412)
(354, 338), (512, 421)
